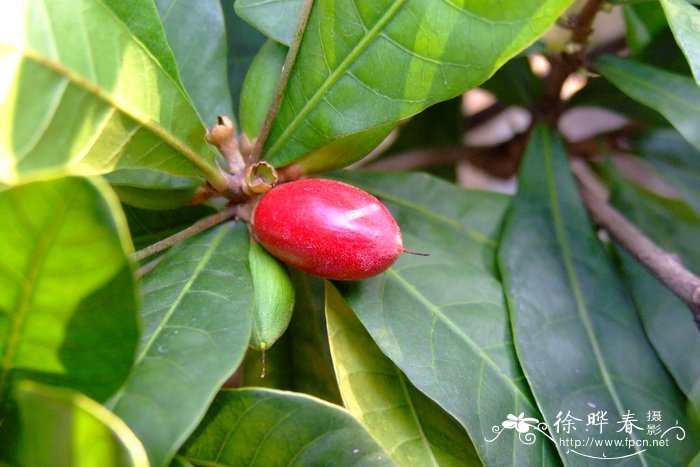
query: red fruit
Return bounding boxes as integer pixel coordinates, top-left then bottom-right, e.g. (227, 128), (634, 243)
(252, 179), (403, 280)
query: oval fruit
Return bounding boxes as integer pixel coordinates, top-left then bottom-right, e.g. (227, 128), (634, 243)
(252, 179), (403, 280)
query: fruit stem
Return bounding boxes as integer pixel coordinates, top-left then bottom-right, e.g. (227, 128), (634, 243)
(131, 206), (238, 262)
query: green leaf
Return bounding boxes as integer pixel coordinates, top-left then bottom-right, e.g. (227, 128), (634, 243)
(261, 0), (574, 168)
(623, 1), (668, 53)
(0, 0), (225, 189)
(123, 204), (216, 251)
(220, 0), (268, 116)
(242, 269), (342, 404)
(609, 176), (700, 418)
(0, 176), (138, 404)
(180, 388), (391, 466)
(18, 382), (148, 467)
(596, 55), (700, 151)
(660, 0), (700, 86)
(629, 128), (700, 216)
(105, 169), (200, 210)
(326, 282), (480, 467)
(155, 0), (234, 126)
(110, 222), (253, 466)
(240, 40), (288, 139)
(234, 0), (304, 46)
(333, 171), (558, 465)
(103, 0), (182, 83)
(498, 124), (698, 464)
(0, 176), (139, 459)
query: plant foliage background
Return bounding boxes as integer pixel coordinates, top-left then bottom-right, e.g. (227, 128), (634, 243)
(1, 0), (700, 465)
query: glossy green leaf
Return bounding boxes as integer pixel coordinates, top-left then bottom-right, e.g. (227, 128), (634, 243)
(240, 40), (288, 139)
(234, 0), (304, 46)
(242, 269), (341, 404)
(498, 124), (698, 464)
(0, 176), (138, 405)
(123, 204), (216, 251)
(660, 0), (700, 86)
(103, 0), (182, 83)
(334, 171), (558, 465)
(0, 0), (225, 188)
(596, 55), (700, 150)
(105, 169), (200, 210)
(18, 382), (148, 467)
(630, 128), (700, 216)
(110, 222), (253, 466)
(0, 176), (139, 459)
(180, 388), (391, 466)
(220, 0), (268, 116)
(623, 1), (668, 54)
(609, 176), (700, 418)
(261, 0), (574, 168)
(155, 0), (234, 126)
(326, 282), (480, 466)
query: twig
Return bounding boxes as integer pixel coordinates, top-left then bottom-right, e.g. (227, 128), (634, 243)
(539, 0), (606, 122)
(131, 207), (238, 262)
(250, 0), (316, 162)
(136, 256), (165, 278)
(574, 165), (700, 328)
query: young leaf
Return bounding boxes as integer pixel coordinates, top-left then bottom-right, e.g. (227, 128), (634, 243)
(609, 176), (700, 418)
(498, 124), (698, 463)
(110, 222), (253, 466)
(0, 176), (139, 459)
(334, 171), (558, 465)
(234, 0), (304, 46)
(261, 0), (574, 169)
(0, 0), (225, 189)
(240, 40), (288, 139)
(596, 56), (700, 151)
(17, 382), (148, 467)
(155, 0), (234, 126)
(660, 0), (700, 86)
(326, 282), (480, 466)
(220, 0), (268, 115)
(179, 388), (391, 466)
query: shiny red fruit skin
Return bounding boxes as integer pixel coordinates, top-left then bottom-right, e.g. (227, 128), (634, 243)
(252, 179), (403, 280)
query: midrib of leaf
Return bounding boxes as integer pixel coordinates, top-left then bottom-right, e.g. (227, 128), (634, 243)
(136, 225), (228, 361)
(393, 368), (439, 466)
(4, 28), (225, 188)
(211, 398), (268, 463)
(385, 269), (531, 405)
(264, 0), (409, 159)
(541, 133), (647, 464)
(345, 183), (497, 247)
(248, 406), (303, 465)
(600, 61), (700, 114)
(0, 183), (78, 405)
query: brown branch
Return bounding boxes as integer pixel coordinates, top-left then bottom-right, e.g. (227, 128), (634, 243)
(575, 168), (700, 328)
(131, 207), (238, 262)
(539, 0), (606, 123)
